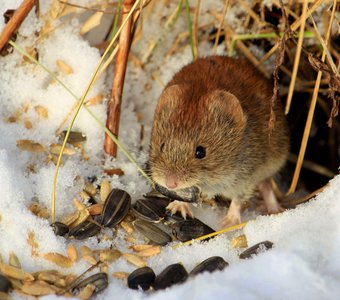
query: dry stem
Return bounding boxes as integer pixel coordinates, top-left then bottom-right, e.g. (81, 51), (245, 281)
(104, 0), (136, 157)
(0, 0), (36, 51)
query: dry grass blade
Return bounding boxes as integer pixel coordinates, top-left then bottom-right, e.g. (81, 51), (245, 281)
(285, 0), (308, 115)
(288, 0), (336, 194)
(212, 0), (229, 54)
(193, 0), (201, 59)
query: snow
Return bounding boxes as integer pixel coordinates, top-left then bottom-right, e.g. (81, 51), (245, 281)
(0, 1), (339, 300)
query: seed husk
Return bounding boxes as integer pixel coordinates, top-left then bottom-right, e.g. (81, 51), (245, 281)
(239, 241), (274, 259)
(9, 252), (21, 268)
(131, 198), (170, 223)
(136, 246), (161, 257)
(127, 267), (156, 291)
(84, 182), (97, 197)
(51, 222), (69, 236)
(68, 220), (101, 240)
(133, 219), (172, 246)
(80, 246), (97, 265)
(16, 140), (45, 153)
(122, 253), (147, 268)
(112, 272), (129, 280)
(49, 143), (76, 155)
(130, 244), (153, 252)
(231, 235), (248, 248)
(21, 280), (60, 296)
(88, 203), (103, 215)
(120, 221), (134, 234)
(67, 244), (78, 262)
(72, 273), (108, 296)
(0, 274), (12, 293)
(43, 253), (74, 268)
(59, 130), (86, 144)
(100, 189), (131, 228)
(190, 256), (229, 276)
(77, 283), (96, 300)
(37, 271), (64, 286)
(153, 264), (188, 290)
(56, 59), (73, 75)
(172, 218), (215, 242)
(155, 184), (200, 203)
(34, 105), (48, 118)
(99, 249), (121, 263)
(0, 263), (34, 281)
(100, 179), (111, 203)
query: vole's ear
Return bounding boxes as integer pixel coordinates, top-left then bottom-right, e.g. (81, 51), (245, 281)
(158, 84), (184, 108)
(206, 90), (246, 128)
(156, 84), (186, 115)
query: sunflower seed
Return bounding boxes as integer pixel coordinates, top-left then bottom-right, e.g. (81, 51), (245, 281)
(127, 267), (155, 291)
(239, 241), (274, 259)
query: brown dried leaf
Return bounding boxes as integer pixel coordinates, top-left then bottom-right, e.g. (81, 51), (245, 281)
(43, 253), (74, 268)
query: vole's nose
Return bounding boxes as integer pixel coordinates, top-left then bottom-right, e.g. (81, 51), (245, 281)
(165, 175), (179, 189)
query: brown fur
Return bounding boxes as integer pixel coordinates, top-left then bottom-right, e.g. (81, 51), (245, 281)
(149, 56), (289, 201)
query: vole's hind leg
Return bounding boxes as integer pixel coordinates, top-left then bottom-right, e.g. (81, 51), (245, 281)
(166, 200), (193, 219)
(220, 199), (242, 228)
(259, 179), (284, 214)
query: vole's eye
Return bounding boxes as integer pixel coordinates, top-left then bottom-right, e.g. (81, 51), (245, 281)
(160, 143), (165, 152)
(195, 146), (206, 159)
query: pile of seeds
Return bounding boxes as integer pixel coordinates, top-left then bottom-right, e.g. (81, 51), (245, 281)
(0, 183), (274, 298)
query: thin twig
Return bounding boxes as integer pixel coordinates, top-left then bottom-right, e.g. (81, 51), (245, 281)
(104, 0), (136, 157)
(0, 0), (36, 51)
(285, 0), (308, 115)
(288, 0), (336, 195)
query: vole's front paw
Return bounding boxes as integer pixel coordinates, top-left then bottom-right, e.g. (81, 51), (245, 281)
(166, 200), (194, 219)
(220, 199), (242, 228)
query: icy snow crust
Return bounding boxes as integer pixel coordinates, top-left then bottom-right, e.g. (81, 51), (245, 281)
(0, 1), (339, 299)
